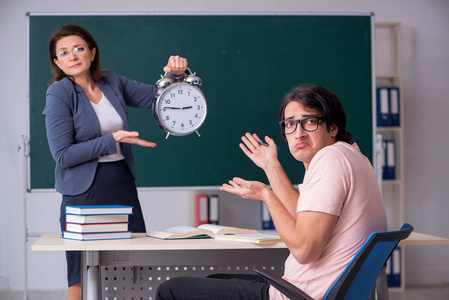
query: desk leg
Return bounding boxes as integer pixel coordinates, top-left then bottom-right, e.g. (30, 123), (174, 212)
(83, 251), (100, 300)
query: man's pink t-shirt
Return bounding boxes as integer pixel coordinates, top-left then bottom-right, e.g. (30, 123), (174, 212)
(270, 142), (387, 300)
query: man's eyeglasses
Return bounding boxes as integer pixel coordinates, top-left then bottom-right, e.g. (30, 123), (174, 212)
(56, 46), (87, 60)
(279, 117), (325, 134)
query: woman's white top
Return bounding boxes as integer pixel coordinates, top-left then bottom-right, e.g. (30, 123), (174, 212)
(90, 93), (125, 162)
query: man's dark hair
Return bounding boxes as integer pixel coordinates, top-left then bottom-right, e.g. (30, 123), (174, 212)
(279, 83), (353, 143)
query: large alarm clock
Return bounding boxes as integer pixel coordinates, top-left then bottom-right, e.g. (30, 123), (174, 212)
(153, 68), (207, 139)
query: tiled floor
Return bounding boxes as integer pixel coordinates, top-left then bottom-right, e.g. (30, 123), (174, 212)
(389, 285), (449, 300)
(2, 285), (449, 299)
(1, 290), (68, 300)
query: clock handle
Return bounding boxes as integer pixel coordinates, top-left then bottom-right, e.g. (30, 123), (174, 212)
(195, 130), (201, 137)
(160, 68), (202, 85)
(184, 68), (202, 86)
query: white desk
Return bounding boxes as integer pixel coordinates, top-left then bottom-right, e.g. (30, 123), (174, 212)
(398, 232), (449, 246)
(32, 233), (289, 299)
(32, 231), (448, 300)
(31, 231), (449, 251)
(31, 232), (289, 251)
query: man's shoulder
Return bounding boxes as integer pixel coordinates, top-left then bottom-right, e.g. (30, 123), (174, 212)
(322, 142), (361, 157)
(316, 142), (350, 157)
(310, 142), (363, 169)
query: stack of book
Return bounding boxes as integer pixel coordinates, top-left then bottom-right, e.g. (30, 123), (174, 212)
(62, 205), (133, 241)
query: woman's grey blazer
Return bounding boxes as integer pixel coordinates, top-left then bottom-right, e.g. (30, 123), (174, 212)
(43, 69), (158, 195)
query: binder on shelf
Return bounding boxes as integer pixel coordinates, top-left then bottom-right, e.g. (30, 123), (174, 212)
(208, 195), (220, 225)
(195, 194), (209, 227)
(380, 139), (386, 181)
(383, 139), (396, 180)
(376, 87), (390, 127)
(382, 140), (388, 180)
(261, 202), (275, 230)
(376, 86), (401, 127)
(389, 87), (400, 126)
(387, 247), (402, 287)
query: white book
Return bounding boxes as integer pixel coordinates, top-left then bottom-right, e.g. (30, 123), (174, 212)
(66, 214), (129, 224)
(65, 222), (128, 233)
(65, 205), (133, 215)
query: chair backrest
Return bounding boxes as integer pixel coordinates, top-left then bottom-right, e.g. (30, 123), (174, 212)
(324, 223), (414, 299)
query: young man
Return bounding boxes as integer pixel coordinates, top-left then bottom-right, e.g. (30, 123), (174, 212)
(156, 84), (387, 300)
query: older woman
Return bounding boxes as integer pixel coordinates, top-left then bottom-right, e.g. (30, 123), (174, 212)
(44, 24), (188, 300)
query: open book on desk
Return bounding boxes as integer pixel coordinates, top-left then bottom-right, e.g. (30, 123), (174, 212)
(146, 224), (259, 240)
(215, 233), (282, 244)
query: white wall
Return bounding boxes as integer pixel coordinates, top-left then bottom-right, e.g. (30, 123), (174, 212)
(1, 0), (448, 292)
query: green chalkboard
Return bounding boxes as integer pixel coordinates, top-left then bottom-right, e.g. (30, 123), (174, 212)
(29, 15), (373, 189)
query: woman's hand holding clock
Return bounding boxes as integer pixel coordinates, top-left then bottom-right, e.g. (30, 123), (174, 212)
(163, 55), (188, 77)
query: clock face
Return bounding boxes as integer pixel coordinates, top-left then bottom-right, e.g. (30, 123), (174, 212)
(154, 82), (207, 136)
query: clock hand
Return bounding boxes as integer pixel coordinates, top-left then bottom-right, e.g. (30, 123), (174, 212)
(163, 106), (193, 110)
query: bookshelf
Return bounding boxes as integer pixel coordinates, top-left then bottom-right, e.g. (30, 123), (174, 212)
(375, 22), (405, 290)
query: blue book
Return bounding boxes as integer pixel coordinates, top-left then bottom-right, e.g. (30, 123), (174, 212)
(261, 203), (275, 230)
(65, 205), (133, 215)
(389, 87), (400, 126)
(377, 87), (390, 127)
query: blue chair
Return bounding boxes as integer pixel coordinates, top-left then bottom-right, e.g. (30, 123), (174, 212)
(254, 223), (413, 300)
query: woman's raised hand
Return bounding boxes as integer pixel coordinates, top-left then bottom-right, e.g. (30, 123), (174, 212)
(163, 55), (188, 77)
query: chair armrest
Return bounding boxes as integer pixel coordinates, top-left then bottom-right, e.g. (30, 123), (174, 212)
(253, 267), (314, 300)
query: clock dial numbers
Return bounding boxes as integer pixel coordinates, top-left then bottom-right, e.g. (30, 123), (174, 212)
(156, 82), (206, 136)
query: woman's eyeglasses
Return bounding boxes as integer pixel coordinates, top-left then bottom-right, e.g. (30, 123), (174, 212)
(56, 46), (87, 60)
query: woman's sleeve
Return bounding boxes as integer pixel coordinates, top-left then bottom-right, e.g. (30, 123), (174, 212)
(116, 72), (159, 109)
(43, 83), (117, 168)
